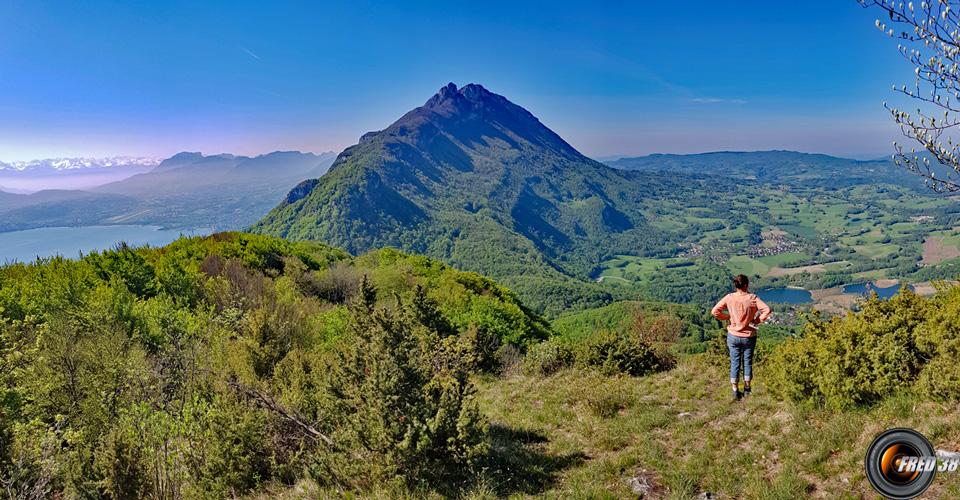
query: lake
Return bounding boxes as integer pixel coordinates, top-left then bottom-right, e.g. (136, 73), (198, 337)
(758, 281), (916, 305)
(0, 225), (209, 264)
(842, 282), (913, 299)
(756, 287), (813, 304)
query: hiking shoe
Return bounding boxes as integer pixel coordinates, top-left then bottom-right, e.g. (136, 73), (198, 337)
(732, 390), (742, 401)
(743, 387), (752, 398)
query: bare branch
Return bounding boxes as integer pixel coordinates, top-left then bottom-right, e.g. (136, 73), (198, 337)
(226, 376), (335, 447)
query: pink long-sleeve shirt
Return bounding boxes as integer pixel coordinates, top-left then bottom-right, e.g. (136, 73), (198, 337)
(711, 292), (771, 337)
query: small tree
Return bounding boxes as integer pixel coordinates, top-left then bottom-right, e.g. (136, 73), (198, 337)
(860, 0), (960, 190)
(318, 276), (487, 489)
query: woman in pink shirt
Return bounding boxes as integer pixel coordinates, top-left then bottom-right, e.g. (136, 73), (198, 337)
(711, 274), (771, 400)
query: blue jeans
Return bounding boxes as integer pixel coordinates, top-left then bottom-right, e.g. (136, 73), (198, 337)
(727, 333), (756, 383)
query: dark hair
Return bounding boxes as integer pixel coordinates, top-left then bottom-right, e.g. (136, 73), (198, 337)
(732, 274), (749, 291)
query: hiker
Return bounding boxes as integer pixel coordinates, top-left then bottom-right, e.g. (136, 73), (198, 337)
(711, 274), (771, 401)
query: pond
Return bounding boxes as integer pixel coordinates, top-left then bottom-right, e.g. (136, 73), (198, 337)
(0, 225), (209, 264)
(842, 282), (914, 299)
(756, 287), (813, 304)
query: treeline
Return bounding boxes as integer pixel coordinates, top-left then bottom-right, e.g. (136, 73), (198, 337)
(635, 261), (731, 306)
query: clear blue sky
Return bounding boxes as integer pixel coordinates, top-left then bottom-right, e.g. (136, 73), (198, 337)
(0, 0), (911, 161)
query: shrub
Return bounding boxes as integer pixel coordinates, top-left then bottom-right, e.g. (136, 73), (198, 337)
(523, 338), (575, 376)
(313, 262), (361, 304)
(582, 384), (634, 418)
(86, 242), (158, 298)
(767, 290), (931, 409)
(765, 333), (823, 405)
(578, 329), (668, 377)
(0, 233), (552, 496)
(917, 356), (960, 401)
(496, 343), (524, 377)
(315, 277), (488, 489)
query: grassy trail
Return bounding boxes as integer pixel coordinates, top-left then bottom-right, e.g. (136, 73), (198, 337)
(474, 357), (960, 499)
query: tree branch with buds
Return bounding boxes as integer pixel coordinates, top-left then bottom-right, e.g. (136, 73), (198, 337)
(860, 0), (960, 191)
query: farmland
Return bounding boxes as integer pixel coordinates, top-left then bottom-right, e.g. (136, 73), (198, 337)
(596, 181), (960, 303)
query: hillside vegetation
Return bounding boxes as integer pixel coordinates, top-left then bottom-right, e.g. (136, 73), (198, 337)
(4, 233), (960, 497)
(0, 233), (553, 497)
(252, 84), (708, 315)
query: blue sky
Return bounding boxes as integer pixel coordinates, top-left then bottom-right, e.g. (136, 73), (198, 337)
(0, 1), (911, 161)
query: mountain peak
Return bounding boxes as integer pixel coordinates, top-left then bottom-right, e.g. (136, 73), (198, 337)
(255, 83), (648, 313)
(354, 82), (584, 162)
(423, 82), (498, 113)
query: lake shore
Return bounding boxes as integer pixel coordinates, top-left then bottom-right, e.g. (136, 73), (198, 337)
(807, 280), (946, 315)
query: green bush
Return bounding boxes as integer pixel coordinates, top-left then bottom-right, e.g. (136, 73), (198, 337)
(577, 329), (669, 377)
(917, 356), (960, 401)
(767, 290), (932, 409)
(315, 277), (488, 489)
(583, 385), (634, 418)
(0, 233), (546, 496)
(523, 337), (575, 376)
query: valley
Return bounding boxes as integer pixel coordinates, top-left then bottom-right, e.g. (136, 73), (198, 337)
(0, 151), (337, 236)
(7, 84), (956, 320)
(590, 178), (960, 314)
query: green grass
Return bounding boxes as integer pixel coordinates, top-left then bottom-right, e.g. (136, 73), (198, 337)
(778, 223), (818, 239)
(890, 222), (919, 235)
(824, 261), (850, 272)
(649, 217), (687, 231)
(469, 357), (960, 498)
(263, 355), (960, 499)
(854, 268), (892, 280)
(757, 252), (813, 268)
(854, 243), (899, 259)
(598, 256), (695, 281)
(726, 255), (768, 276)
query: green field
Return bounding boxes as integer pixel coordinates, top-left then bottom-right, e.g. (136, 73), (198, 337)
(599, 255), (696, 281)
(594, 181), (956, 288)
(726, 255), (769, 276)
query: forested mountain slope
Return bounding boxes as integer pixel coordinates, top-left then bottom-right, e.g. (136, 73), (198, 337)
(253, 83), (675, 313)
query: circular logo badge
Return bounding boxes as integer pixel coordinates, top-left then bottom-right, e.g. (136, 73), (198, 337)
(865, 428), (936, 499)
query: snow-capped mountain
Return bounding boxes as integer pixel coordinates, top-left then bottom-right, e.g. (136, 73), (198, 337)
(0, 157), (160, 172)
(0, 157), (161, 193)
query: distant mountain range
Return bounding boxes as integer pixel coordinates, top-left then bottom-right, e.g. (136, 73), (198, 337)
(0, 150), (336, 232)
(0, 157), (161, 192)
(604, 150), (921, 188)
(0, 156), (160, 172)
